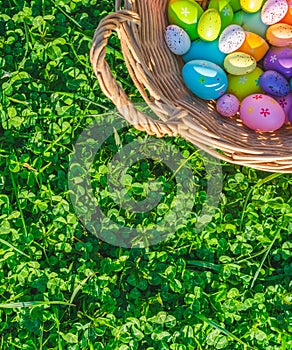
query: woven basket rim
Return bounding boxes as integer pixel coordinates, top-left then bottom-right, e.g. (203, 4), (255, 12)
(90, 0), (292, 173)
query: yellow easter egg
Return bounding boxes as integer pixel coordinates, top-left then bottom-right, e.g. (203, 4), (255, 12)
(224, 52), (256, 75)
(240, 0), (264, 13)
(198, 8), (221, 41)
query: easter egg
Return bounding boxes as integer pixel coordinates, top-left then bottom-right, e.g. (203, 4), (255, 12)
(259, 70), (290, 97)
(182, 60), (228, 100)
(224, 52), (256, 75)
(232, 10), (244, 25)
(264, 46), (292, 78)
(280, 0), (292, 25)
(289, 107), (292, 124)
(216, 93), (240, 117)
(240, 94), (286, 131)
(241, 10), (268, 37)
(219, 24), (246, 53)
(208, 0), (234, 30)
(165, 25), (191, 55)
(230, 0), (242, 12)
(261, 0), (288, 25)
(183, 38), (226, 66)
(266, 23), (292, 46)
(168, 0), (204, 40)
(237, 32), (269, 61)
(240, 0), (264, 13)
(227, 66), (264, 100)
(275, 92), (292, 123)
(198, 8), (221, 41)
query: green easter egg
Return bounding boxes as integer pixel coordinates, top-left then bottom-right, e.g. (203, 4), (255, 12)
(209, 0), (234, 31)
(198, 8), (221, 41)
(227, 67), (264, 100)
(229, 0), (242, 12)
(232, 10), (244, 25)
(168, 0), (204, 40)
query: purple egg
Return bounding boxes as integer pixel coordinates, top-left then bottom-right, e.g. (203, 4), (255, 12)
(275, 93), (292, 124)
(289, 107), (292, 125)
(259, 70), (290, 97)
(216, 94), (240, 117)
(264, 46), (292, 78)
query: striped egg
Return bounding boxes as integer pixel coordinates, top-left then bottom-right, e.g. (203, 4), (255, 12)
(261, 0), (288, 25)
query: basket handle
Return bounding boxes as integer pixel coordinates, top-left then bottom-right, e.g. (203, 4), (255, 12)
(90, 10), (177, 137)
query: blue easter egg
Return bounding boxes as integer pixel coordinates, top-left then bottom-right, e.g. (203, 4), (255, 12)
(259, 70), (290, 97)
(182, 60), (228, 100)
(183, 39), (226, 66)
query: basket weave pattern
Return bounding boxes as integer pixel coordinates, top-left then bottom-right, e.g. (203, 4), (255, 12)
(90, 0), (292, 173)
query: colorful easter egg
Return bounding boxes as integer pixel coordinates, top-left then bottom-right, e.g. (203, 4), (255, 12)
(183, 38), (226, 66)
(165, 25), (191, 55)
(219, 24), (246, 53)
(168, 0), (204, 40)
(241, 10), (268, 37)
(266, 23), (292, 46)
(198, 8), (221, 41)
(264, 46), (292, 78)
(280, 0), (292, 25)
(259, 70), (290, 96)
(240, 0), (264, 13)
(227, 66), (264, 100)
(182, 60), (228, 100)
(237, 32), (269, 61)
(275, 92), (292, 123)
(208, 0), (234, 30)
(224, 52), (257, 75)
(240, 94), (286, 131)
(216, 93), (240, 116)
(261, 0), (288, 25)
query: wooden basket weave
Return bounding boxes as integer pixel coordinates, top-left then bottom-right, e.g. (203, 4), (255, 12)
(90, 0), (292, 173)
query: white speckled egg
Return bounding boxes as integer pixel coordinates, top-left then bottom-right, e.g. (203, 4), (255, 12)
(216, 94), (240, 117)
(219, 24), (246, 54)
(261, 0), (288, 25)
(165, 25), (191, 55)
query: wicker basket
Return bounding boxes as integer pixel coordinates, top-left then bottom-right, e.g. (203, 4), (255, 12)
(90, 0), (292, 173)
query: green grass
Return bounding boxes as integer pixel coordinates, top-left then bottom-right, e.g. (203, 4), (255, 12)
(0, 0), (292, 349)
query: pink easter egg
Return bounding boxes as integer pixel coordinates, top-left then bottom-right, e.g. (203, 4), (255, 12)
(216, 94), (240, 117)
(240, 94), (286, 131)
(275, 92), (292, 123)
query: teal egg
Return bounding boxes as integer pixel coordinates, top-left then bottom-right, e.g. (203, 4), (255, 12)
(183, 39), (226, 66)
(241, 11), (268, 38)
(182, 60), (228, 100)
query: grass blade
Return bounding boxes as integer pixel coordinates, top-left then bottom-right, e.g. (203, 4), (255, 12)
(250, 228), (280, 289)
(0, 301), (75, 308)
(194, 314), (252, 349)
(0, 238), (30, 258)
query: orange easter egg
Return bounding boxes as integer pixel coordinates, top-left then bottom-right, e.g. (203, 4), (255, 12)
(280, 0), (292, 25)
(236, 31), (269, 61)
(266, 23), (292, 46)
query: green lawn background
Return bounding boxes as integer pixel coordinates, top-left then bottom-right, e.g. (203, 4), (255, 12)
(0, 0), (291, 349)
